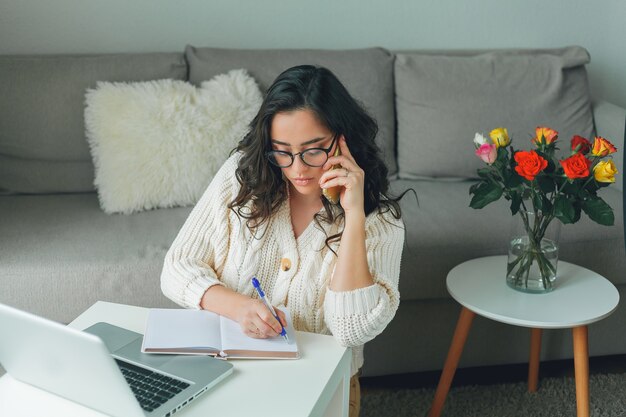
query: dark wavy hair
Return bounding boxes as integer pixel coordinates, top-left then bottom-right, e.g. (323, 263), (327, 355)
(229, 65), (407, 250)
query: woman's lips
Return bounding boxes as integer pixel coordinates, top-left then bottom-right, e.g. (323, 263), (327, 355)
(292, 177), (314, 186)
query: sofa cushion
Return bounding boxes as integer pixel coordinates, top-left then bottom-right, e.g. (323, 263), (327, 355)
(395, 46), (595, 179)
(392, 179), (625, 300)
(0, 53), (187, 194)
(0, 193), (188, 323)
(185, 46), (397, 176)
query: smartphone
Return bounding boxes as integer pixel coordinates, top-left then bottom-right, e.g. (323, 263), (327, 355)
(322, 144), (342, 204)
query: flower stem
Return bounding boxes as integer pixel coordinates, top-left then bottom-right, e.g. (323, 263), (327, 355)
(508, 208), (557, 291)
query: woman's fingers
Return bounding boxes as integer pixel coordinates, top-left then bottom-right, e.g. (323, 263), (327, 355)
(322, 139), (362, 178)
(338, 135), (356, 162)
(256, 311), (281, 335)
(244, 325), (260, 338)
(275, 308), (288, 328)
(239, 298), (287, 339)
(252, 317), (277, 338)
(325, 136), (356, 166)
(252, 302), (284, 338)
(320, 167), (362, 189)
(242, 315), (276, 339)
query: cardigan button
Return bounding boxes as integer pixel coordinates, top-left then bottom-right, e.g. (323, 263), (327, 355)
(280, 258), (292, 272)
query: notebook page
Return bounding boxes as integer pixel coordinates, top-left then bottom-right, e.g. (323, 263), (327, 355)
(219, 307), (298, 354)
(142, 309), (222, 351)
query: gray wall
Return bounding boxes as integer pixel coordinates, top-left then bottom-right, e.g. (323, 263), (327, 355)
(1, 0), (625, 107)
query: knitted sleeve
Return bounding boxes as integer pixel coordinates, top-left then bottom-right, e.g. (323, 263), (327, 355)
(323, 209), (405, 347)
(160, 154), (240, 309)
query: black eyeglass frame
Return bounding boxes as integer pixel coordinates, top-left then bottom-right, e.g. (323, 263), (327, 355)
(265, 136), (338, 168)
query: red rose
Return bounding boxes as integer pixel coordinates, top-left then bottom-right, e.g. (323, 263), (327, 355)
(560, 153), (592, 179)
(570, 135), (591, 155)
(514, 150), (548, 181)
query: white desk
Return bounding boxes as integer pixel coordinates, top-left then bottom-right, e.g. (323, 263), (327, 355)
(0, 301), (352, 417)
(428, 256), (620, 417)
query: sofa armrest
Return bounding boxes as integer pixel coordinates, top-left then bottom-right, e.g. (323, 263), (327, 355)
(592, 100), (626, 192)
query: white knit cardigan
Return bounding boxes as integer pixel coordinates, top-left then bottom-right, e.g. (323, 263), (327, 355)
(161, 153), (405, 375)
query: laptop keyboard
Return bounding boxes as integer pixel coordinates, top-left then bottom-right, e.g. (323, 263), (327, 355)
(115, 359), (190, 413)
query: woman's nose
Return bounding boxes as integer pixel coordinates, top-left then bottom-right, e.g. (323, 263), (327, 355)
(292, 155), (309, 170)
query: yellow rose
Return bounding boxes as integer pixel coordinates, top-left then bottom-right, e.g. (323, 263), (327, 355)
(490, 127), (510, 148)
(593, 160), (618, 183)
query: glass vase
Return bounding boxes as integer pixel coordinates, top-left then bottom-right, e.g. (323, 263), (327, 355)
(506, 208), (561, 293)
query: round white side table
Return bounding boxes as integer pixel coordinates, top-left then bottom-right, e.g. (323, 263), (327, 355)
(428, 256), (620, 417)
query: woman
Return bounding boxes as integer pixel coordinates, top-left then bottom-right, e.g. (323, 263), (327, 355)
(161, 65), (405, 416)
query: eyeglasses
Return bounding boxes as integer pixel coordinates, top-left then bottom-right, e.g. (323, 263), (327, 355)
(266, 136), (337, 168)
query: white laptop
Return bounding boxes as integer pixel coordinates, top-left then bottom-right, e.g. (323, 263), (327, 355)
(0, 302), (233, 417)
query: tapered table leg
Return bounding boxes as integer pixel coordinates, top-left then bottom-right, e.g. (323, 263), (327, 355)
(428, 307), (475, 417)
(573, 326), (589, 417)
(528, 328), (542, 392)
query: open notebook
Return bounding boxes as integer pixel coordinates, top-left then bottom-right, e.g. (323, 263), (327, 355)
(141, 308), (299, 359)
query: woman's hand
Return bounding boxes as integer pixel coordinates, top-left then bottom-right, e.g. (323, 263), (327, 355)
(319, 136), (365, 216)
(236, 298), (288, 339)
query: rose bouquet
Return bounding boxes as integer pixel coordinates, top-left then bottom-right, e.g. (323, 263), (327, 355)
(470, 127), (618, 292)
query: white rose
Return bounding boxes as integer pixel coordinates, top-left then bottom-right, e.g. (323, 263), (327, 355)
(473, 133), (488, 148)
(474, 133), (488, 149)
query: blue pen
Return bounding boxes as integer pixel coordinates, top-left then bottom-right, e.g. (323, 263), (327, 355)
(251, 277), (289, 343)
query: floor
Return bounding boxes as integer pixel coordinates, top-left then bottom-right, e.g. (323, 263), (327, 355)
(360, 353), (626, 393)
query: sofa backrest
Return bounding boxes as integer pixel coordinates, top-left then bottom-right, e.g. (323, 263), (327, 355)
(185, 46), (397, 176)
(0, 46), (598, 194)
(393, 46), (595, 180)
(0, 53), (186, 194)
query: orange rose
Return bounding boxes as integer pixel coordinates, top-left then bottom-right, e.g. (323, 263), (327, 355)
(560, 153), (592, 179)
(590, 136), (617, 157)
(532, 126), (558, 146)
(514, 150), (548, 181)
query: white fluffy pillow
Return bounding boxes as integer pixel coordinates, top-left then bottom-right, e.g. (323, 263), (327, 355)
(85, 69), (262, 214)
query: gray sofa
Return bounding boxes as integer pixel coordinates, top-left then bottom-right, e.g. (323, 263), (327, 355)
(1, 46), (624, 377)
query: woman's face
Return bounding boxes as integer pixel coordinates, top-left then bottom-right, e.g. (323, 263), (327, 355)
(270, 109), (337, 199)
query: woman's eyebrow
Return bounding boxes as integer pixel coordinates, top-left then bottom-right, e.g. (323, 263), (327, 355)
(271, 137), (326, 147)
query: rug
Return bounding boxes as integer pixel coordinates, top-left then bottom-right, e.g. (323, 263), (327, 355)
(361, 373), (626, 417)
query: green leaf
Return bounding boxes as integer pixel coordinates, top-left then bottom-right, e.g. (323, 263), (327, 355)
(584, 179), (600, 195)
(470, 182), (503, 209)
(536, 149), (550, 161)
(477, 168), (491, 179)
(572, 202), (582, 223)
(510, 193), (522, 215)
(469, 182), (481, 195)
(537, 176), (555, 194)
(582, 198), (615, 226)
(554, 195), (576, 224)
(561, 181), (578, 196)
(509, 151), (517, 170)
(503, 169), (523, 188)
